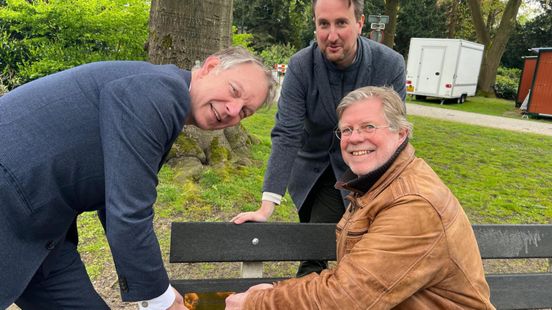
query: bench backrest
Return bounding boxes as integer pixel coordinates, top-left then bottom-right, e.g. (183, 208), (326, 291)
(170, 222), (552, 309)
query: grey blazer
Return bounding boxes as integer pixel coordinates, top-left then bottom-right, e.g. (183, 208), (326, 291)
(263, 37), (406, 209)
(0, 61), (190, 307)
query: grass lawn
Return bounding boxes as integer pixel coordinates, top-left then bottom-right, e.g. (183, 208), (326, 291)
(410, 115), (552, 223)
(407, 95), (549, 121)
(77, 105), (552, 308)
(407, 95), (516, 117)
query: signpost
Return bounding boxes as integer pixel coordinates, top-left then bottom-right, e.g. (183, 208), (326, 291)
(367, 15), (389, 43)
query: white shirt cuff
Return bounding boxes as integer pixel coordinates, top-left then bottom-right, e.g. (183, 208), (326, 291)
(262, 192), (282, 205)
(137, 284), (175, 310)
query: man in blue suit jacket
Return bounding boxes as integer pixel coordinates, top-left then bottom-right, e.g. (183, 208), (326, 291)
(0, 47), (275, 310)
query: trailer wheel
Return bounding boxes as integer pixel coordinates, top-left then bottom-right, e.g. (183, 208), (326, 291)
(415, 95), (427, 101)
(457, 94), (467, 104)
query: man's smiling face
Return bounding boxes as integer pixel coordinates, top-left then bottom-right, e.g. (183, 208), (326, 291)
(189, 57), (268, 130)
(339, 97), (406, 176)
(314, 0), (364, 69)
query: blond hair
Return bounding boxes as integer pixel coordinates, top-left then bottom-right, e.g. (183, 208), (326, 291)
(203, 46), (277, 108)
(337, 86), (413, 138)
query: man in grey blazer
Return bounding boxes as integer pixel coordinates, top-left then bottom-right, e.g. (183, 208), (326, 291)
(232, 0), (406, 276)
(0, 47), (275, 310)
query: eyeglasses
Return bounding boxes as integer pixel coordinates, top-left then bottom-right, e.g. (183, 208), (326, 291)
(335, 123), (390, 140)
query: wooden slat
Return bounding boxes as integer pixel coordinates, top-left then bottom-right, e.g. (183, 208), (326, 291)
(473, 225), (552, 259)
(170, 222), (336, 263)
(487, 273), (552, 309)
(172, 274), (552, 310)
(170, 223), (552, 309)
(171, 277), (286, 294)
(171, 223), (552, 261)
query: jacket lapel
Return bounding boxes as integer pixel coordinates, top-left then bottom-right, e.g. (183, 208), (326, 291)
(313, 47), (339, 124)
(354, 37), (373, 89)
(313, 38), (375, 123)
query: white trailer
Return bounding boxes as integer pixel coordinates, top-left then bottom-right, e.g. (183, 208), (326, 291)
(405, 38), (484, 103)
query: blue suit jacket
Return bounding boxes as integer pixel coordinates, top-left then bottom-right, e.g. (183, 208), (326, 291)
(263, 37), (406, 209)
(0, 61), (190, 306)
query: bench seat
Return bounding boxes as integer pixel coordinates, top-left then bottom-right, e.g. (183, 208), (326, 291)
(170, 222), (552, 309)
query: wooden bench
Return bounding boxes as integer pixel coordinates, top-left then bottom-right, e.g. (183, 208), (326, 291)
(170, 222), (552, 309)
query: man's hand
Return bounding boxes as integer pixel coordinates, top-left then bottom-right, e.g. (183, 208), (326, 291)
(225, 284), (273, 309)
(247, 283), (273, 291)
(231, 200), (275, 224)
(167, 288), (189, 310)
(225, 292), (248, 310)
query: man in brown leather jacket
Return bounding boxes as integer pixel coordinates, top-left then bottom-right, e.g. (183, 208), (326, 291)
(226, 86), (494, 309)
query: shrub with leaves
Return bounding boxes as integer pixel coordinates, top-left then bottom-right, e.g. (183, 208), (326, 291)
(231, 25), (255, 53)
(494, 67), (521, 100)
(0, 82), (7, 96)
(0, 0), (149, 89)
(260, 43), (297, 69)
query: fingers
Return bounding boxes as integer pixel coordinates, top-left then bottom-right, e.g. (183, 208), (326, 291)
(231, 212), (259, 224)
(169, 289), (189, 310)
(225, 292), (247, 309)
(230, 212), (247, 223)
(247, 283), (273, 292)
(231, 201), (274, 224)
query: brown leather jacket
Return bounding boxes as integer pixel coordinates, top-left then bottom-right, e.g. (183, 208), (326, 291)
(244, 144), (494, 309)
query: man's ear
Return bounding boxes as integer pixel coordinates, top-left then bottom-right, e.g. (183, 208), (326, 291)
(398, 128), (409, 143)
(197, 56), (220, 78)
(358, 14), (365, 32)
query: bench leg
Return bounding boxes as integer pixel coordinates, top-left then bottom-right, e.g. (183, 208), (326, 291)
(241, 262), (263, 278)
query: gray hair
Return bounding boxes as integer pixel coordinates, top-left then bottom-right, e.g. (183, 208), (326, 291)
(313, 0), (364, 21)
(207, 46), (277, 108)
(337, 86), (413, 138)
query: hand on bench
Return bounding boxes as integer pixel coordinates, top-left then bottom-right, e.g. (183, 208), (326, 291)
(226, 283), (274, 309)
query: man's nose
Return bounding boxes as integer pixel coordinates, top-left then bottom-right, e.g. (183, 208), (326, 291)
(328, 27), (339, 41)
(348, 128), (364, 142)
(226, 100), (243, 117)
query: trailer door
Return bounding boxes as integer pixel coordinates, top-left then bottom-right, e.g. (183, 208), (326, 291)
(453, 45), (484, 97)
(417, 46), (445, 95)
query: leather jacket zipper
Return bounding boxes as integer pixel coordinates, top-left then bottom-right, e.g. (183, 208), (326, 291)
(337, 198), (360, 258)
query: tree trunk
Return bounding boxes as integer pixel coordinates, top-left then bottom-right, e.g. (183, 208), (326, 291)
(447, 0), (459, 38)
(148, 0), (255, 177)
(382, 0), (400, 49)
(467, 0), (522, 97)
(148, 0), (233, 69)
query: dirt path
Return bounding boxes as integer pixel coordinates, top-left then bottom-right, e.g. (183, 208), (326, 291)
(406, 103), (552, 137)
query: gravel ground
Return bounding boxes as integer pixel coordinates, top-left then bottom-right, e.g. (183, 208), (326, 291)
(406, 103), (552, 137)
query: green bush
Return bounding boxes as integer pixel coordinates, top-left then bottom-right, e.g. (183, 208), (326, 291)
(494, 67), (520, 100)
(232, 26), (255, 54)
(260, 43), (297, 69)
(0, 0), (149, 89)
(0, 83), (7, 96)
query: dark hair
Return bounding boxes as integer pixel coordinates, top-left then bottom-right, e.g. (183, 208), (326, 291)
(312, 0), (364, 21)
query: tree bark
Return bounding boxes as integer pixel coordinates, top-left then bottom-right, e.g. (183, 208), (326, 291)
(148, 0), (255, 177)
(447, 0), (459, 38)
(148, 0), (233, 69)
(467, 0), (522, 97)
(382, 0), (400, 49)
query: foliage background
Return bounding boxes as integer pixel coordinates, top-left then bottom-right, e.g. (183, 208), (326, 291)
(2, 0), (549, 100)
(0, 0), (148, 89)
